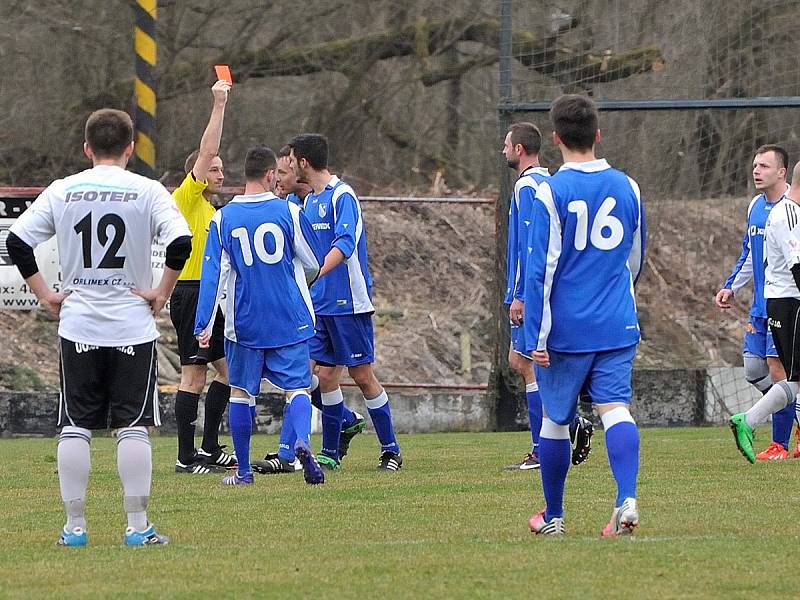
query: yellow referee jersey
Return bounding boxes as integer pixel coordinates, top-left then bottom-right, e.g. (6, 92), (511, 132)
(172, 173), (216, 281)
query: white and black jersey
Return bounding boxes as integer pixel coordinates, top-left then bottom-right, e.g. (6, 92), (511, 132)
(764, 197), (800, 300)
(10, 165), (190, 346)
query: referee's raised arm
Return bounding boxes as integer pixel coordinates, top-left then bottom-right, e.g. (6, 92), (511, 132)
(169, 79), (236, 475)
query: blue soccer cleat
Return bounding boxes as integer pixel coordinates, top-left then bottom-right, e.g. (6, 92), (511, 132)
(124, 524), (170, 546)
(295, 440), (325, 485)
(221, 471), (255, 486)
(56, 526), (87, 547)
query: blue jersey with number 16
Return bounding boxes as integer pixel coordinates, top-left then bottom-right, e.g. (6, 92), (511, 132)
(523, 159), (645, 354)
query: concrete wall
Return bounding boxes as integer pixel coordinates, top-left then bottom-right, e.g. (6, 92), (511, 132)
(1, 368), (749, 436)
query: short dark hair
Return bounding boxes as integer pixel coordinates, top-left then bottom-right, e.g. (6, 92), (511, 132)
(550, 94), (598, 151)
(289, 134), (328, 170)
(507, 122), (542, 155)
(277, 145), (292, 159)
(755, 144), (789, 170)
(244, 145), (277, 180)
(84, 109), (133, 158)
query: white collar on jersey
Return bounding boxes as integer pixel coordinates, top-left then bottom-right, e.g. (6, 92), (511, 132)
(325, 175), (341, 189)
(230, 192), (279, 204)
(520, 165), (550, 178)
(558, 158), (611, 173)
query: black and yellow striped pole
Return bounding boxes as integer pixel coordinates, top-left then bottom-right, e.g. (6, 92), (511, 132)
(134, 0), (157, 178)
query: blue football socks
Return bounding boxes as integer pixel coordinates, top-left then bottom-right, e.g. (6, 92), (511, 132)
(538, 418), (571, 520)
(320, 389), (344, 460)
(289, 392), (312, 447)
(772, 401), (795, 450)
(602, 407), (640, 506)
(526, 382), (542, 455)
(229, 400), (253, 476)
(365, 390), (400, 454)
(277, 401), (296, 462)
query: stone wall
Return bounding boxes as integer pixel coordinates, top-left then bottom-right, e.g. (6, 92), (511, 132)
(0, 368), (734, 437)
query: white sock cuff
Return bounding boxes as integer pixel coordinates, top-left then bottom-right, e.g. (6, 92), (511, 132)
(59, 426), (92, 443)
(116, 427), (150, 444)
(230, 393), (253, 405)
(310, 374), (320, 392)
(525, 382), (539, 393)
(601, 406), (636, 430)
(321, 387), (344, 406)
(540, 418), (570, 439)
(365, 390), (388, 409)
(287, 390), (310, 403)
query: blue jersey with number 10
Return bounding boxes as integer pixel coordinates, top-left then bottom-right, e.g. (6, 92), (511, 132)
(194, 192), (326, 349)
(523, 159), (645, 354)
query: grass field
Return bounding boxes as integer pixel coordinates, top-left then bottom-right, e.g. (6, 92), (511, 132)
(1, 427), (798, 599)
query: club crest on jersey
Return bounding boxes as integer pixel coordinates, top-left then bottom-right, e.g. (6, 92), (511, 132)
(318, 203), (327, 218)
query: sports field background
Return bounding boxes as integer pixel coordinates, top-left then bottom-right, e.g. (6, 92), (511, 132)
(0, 427), (797, 599)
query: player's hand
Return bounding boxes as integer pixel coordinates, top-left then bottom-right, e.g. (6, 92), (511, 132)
(532, 350), (550, 368)
(196, 330), (211, 349)
(212, 79), (230, 104)
(39, 290), (70, 318)
(715, 288), (734, 309)
(509, 299), (524, 325)
(131, 288), (169, 316)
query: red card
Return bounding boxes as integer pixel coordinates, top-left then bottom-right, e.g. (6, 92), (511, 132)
(214, 65), (233, 86)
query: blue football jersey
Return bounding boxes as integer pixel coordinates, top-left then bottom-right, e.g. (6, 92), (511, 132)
(505, 166), (550, 304)
(722, 185), (789, 319)
(285, 192), (306, 207)
(524, 159), (645, 353)
(303, 176), (374, 315)
(194, 192), (326, 349)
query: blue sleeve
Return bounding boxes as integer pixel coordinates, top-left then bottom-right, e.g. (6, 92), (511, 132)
(194, 215), (225, 336)
(332, 192), (359, 258)
(514, 186), (536, 300)
(523, 195), (557, 352)
(722, 229), (752, 291)
(505, 195), (518, 304)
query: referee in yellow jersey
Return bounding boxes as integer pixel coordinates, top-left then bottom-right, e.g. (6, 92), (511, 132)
(171, 80), (236, 474)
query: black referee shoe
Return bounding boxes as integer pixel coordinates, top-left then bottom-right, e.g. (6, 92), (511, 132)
(569, 416), (594, 466)
(175, 455), (227, 474)
(197, 445), (237, 469)
(252, 453), (301, 474)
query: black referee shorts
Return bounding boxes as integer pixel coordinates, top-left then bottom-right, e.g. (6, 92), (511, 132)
(169, 281), (225, 366)
(767, 297), (800, 381)
(58, 338), (159, 430)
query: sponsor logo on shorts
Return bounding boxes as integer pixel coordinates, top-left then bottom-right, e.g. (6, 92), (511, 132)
(115, 345), (135, 356)
(351, 353), (364, 358)
(769, 318), (782, 329)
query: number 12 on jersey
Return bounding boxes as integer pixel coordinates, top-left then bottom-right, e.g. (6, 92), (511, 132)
(566, 197), (623, 251)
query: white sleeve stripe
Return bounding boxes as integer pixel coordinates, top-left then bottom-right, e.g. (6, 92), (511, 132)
(626, 176), (643, 282)
(289, 203), (321, 282)
(206, 246), (230, 340)
(536, 183), (562, 350)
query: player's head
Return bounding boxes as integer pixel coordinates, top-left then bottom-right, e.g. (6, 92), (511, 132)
(184, 150), (225, 194)
(275, 145), (303, 198)
(503, 122), (542, 170)
(289, 134), (328, 183)
(753, 144), (788, 192)
(549, 94), (600, 152)
(83, 109), (134, 164)
(244, 145), (277, 192)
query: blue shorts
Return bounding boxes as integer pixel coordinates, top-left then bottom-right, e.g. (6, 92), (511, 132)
(225, 339), (311, 397)
(535, 344), (637, 425)
(309, 313), (375, 367)
(743, 316), (777, 358)
(510, 323), (532, 359)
